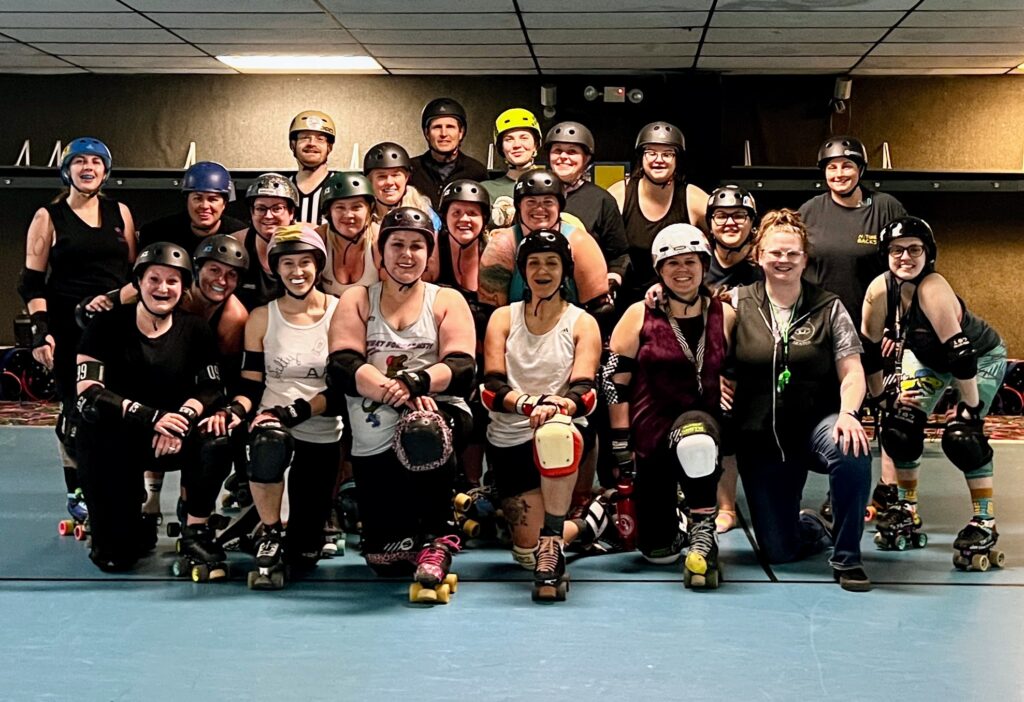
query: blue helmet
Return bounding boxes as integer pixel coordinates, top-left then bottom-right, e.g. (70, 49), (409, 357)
(182, 161), (234, 200)
(59, 137), (112, 186)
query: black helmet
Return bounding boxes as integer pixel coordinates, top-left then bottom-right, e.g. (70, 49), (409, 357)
(363, 142), (412, 174)
(516, 230), (574, 298)
(320, 171), (375, 217)
(193, 234), (249, 277)
(878, 216), (936, 265)
(635, 121), (685, 154)
(378, 206), (436, 257)
(513, 168), (565, 209)
(246, 172), (299, 208)
(706, 185), (757, 225)
(439, 179), (490, 218)
(421, 97), (467, 131)
(545, 121), (595, 155)
(134, 243), (193, 289)
(817, 136), (867, 172)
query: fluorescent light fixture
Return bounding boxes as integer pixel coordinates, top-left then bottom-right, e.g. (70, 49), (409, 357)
(217, 54), (382, 73)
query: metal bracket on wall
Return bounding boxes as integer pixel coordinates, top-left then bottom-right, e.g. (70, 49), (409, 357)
(183, 142), (196, 169)
(15, 140), (29, 167)
(349, 143), (360, 170)
(743, 139), (752, 167)
(882, 141), (892, 170)
(48, 141), (62, 168)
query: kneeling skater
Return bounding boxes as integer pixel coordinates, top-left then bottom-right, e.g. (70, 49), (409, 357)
(327, 207), (476, 603)
(482, 231), (601, 601)
(606, 224), (728, 588)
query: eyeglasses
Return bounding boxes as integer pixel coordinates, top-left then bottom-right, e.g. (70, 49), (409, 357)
(643, 149), (676, 162)
(763, 250), (805, 261)
(888, 245), (925, 258)
(711, 211), (750, 225)
(253, 204), (289, 218)
(296, 134), (328, 144)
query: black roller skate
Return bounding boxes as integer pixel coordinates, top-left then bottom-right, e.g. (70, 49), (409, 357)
(173, 523), (229, 582)
(684, 513), (721, 589)
(532, 535), (569, 603)
(953, 518), (1005, 572)
(874, 501), (927, 551)
(410, 535), (461, 604)
(58, 488), (90, 541)
(336, 479), (361, 551)
(247, 524), (286, 590)
(220, 470), (252, 512)
(568, 493), (611, 552)
(865, 482), (898, 522)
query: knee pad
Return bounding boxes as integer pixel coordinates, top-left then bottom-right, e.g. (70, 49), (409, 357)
(880, 405), (926, 463)
(941, 424), (993, 475)
(199, 432), (233, 474)
(512, 543), (536, 570)
(55, 401), (79, 458)
(668, 411), (720, 479)
(533, 414), (583, 478)
(246, 422), (293, 484)
(392, 410), (453, 472)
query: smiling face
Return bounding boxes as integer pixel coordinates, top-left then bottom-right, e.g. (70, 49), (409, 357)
(824, 157), (860, 196)
(292, 130), (332, 169)
(641, 146), (677, 184)
(501, 129), (538, 167)
(658, 252), (703, 299)
(445, 201), (485, 245)
(138, 264), (183, 314)
(383, 230), (429, 285)
(251, 196), (293, 239)
(68, 155), (106, 193)
(370, 167), (410, 206)
(328, 196), (371, 238)
(524, 252), (564, 299)
(196, 260), (239, 303)
(548, 142), (589, 184)
(276, 252), (318, 296)
(710, 207), (754, 250)
(887, 236), (928, 282)
(187, 192), (227, 231)
(518, 194), (560, 233)
(425, 116), (464, 156)
(757, 229), (808, 284)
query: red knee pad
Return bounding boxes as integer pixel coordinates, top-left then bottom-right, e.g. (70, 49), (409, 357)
(533, 414), (583, 478)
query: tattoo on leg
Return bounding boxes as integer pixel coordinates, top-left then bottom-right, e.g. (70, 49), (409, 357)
(501, 496), (530, 527)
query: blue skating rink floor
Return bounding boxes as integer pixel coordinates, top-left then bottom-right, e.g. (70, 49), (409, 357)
(1, 426), (1022, 701)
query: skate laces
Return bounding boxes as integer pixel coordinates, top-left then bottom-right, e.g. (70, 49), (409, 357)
(688, 517), (716, 555)
(535, 536), (562, 573)
(416, 535), (461, 567)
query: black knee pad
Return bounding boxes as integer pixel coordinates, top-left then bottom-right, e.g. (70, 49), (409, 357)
(392, 410), (453, 472)
(880, 405), (926, 463)
(247, 423), (294, 484)
(941, 423), (993, 474)
(55, 401), (80, 458)
(199, 432), (234, 479)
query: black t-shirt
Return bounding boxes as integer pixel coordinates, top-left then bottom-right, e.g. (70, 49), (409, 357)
(79, 305), (221, 410)
(138, 211), (247, 254)
(409, 151), (489, 210)
(564, 181), (629, 278)
(707, 255), (762, 294)
(798, 188), (906, 328)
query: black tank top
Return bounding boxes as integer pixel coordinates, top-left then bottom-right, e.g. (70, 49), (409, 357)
(623, 176), (690, 299)
(436, 230), (491, 343)
(44, 197), (131, 304)
(236, 227), (282, 312)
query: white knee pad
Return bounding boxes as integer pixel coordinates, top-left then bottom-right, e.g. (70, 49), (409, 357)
(533, 414), (583, 478)
(512, 543), (536, 569)
(675, 433), (718, 479)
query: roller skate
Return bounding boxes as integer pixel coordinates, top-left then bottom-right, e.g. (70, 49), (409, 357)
(220, 471), (252, 512)
(321, 506), (345, 558)
(864, 482), (898, 522)
(58, 489), (90, 541)
(568, 493), (611, 552)
(684, 513), (721, 589)
(532, 535), (569, 603)
(247, 524), (286, 590)
(336, 479), (362, 551)
(173, 522), (229, 582)
(409, 535), (461, 604)
(873, 501), (927, 551)
(953, 518), (1005, 572)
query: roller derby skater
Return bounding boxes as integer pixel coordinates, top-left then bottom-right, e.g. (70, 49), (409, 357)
(606, 225), (728, 584)
(481, 231), (601, 595)
(410, 535), (461, 604)
(873, 500), (927, 551)
(862, 217), (1006, 572)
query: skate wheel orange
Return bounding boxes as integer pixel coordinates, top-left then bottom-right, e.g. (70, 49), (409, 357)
(73, 524), (87, 541)
(58, 519), (74, 536)
(461, 518), (480, 538)
(864, 506), (877, 522)
(444, 573), (458, 594)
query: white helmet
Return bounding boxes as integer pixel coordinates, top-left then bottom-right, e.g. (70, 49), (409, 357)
(651, 223), (711, 270)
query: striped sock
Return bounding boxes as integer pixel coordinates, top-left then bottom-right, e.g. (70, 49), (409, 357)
(897, 479), (919, 505)
(970, 487), (994, 521)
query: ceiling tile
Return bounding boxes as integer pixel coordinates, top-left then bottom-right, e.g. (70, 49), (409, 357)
(529, 28), (701, 43)
(124, 0), (322, 10)
(75, 56), (226, 68)
(3, 28), (180, 43)
(366, 44), (530, 57)
(0, 0), (125, 9)
(901, 10), (1024, 27)
(711, 10), (902, 26)
(197, 43), (366, 55)
(521, 0), (712, 9)
(177, 28), (356, 43)
(539, 57), (695, 69)
(717, 0), (916, 8)
(390, 68), (533, 75)
(0, 66), (87, 73)
(534, 43), (696, 57)
(873, 42), (1024, 56)
(523, 12), (707, 29)
(915, 0), (1022, 8)
(34, 43), (202, 56)
(853, 67), (1011, 74)
(0, 43), (48, 56)
(888, 27), (1024, 41)
(379, 57), (534, 69)
(150, 12), (330, 29)
(0, 54), (73, 67)
(350, 28), (523, 43)
(541, 68), (685, 75)
(90, 67), (237, 73)
(706, 27), (885, 42)
(339, 12), (519, 29)
(859, 55), (1022, 68)
(699, 56), (855, 68)
(702, 42), (871, 56)
(323, 0), (514, 11)
(0, 13), (153, 29)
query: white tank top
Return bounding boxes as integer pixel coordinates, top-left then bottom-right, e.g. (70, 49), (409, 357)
(348, 282), (470, 456)
(261, 295), (344, 444)
(487, 301), (586, 448)
(319, 227), (379, 297)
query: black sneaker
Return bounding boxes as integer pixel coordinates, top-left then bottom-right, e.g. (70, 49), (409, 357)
(799, 508), (834, 539)
(833, 566), (872, 592)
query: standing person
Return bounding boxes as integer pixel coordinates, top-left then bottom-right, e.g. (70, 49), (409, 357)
(545, 121), (629, 297)
(74, 244), (226, 574)
(317, 171), (380, 296)
(799, 136), (908, 518)
(288, 110), (337, 224)
(235, 173), (300, 312)
(325, 207), (476, 602)
(138, 161), (245, 252)
(226, 225), (343, 589)
(19, 137), (136, 526)
(410, 98), (488, 210)
(727, 209), (872, 592)
(862, 217), (1006, 571)
(483, 107), (543, 227)
(481, 232), (601, 601)
(605, 224), (728, 588)
(608, 122), (709, 308)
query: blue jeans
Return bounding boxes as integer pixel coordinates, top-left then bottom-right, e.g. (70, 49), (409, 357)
(737, 414), (871, 569)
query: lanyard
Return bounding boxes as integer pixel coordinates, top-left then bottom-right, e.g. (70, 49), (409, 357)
(768, 295), (798, 393)
(667, 299), (708, 395)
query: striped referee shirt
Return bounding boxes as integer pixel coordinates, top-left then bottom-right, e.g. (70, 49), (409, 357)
(291, 171), (332, 225)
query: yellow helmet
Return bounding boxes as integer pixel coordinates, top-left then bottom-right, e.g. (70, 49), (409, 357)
(289, 110), (336, 143)
(493, 108), (541, 156)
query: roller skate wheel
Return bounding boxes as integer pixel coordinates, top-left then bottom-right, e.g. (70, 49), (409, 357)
(461, 518), (481, 538)
(166, 522), (181, 538)
(208, 565), (228, 581)
(454, 493), (472, 513)
(192, 564), (210, 582)
(970, 553), (990, 572)
(435, 583), (451, 604)
(914, 533), (928, 549)
(990, 550), (1006, 568)
(271, 570), (285, 589)
(58, 519), (74, 536)
(410, 582), (435, 603)
(444, 573), (458, 593)
(953, 554), (969, 570)
(247, 571), (259, 589)
(171, 559), (185, 577)
(873, 532), (884, 547)
(864, 506), (877, 522)
(321, 542), (338, 558)
(895, 535), (908, 552)
(73, 524), (87, 541)
(705, 568), (720, 590)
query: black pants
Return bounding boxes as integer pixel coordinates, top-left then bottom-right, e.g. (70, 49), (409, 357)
(283, 438), (341, 558)
(635, 444), (721, 556)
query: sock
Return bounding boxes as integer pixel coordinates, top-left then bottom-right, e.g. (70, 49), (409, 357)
(897, 479), (918, 506)
(969, 487), (994, 521)
(143, 476), (163, 512)
(542, 512), (565, 537)
(63, 465), (78, 493)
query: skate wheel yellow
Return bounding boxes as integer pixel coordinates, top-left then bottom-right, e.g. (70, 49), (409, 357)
(461, 518), (480, 538)
(58, 519), (75, 536)
(454, 493), (472, 513)
(444, 573), (458, 594)
(192, 564), (209, 582)
(435, 583), (450, 604)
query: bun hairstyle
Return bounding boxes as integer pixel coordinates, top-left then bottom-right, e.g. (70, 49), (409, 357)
(755, 208), (811, 257)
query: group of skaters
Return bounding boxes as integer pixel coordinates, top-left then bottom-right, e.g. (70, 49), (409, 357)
(20, 97), (1005, 601)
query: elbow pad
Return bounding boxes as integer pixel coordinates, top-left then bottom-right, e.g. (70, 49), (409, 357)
(235, 377), (265, 410)
(600, 352), (635, 405)
(76, 383), (124, 425)
(480, 372), (513, 413)
(861, 336), (883, 375)
(326, 349), (366, 397)
(18, 267), (46, 304)
(442, 352), (476, 397)
(565, 378), (597, 417)
(945, 333), (977, 380)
